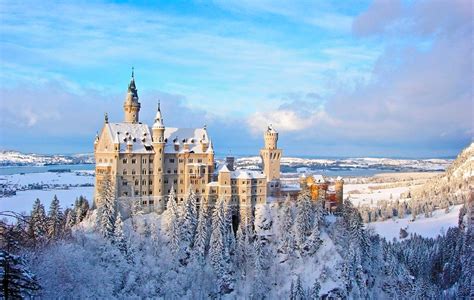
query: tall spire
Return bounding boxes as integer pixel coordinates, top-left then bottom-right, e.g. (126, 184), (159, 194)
(153, 100), (164, 128)
(128, 67), (138, 98)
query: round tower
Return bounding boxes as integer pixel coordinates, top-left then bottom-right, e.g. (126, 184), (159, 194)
(260, 124), (282, 182)
(123, 69), (141, 123)
(152, 102), (165, 212)
(264, 125), (278, 150)
(335, 176), (344, 207)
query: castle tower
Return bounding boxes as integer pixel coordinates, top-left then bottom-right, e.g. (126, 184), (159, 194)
(260, 125), (282, 182)
(123, 69), (141, 123)
(152, 102), (165, 211)
(335, 176), (344, 208)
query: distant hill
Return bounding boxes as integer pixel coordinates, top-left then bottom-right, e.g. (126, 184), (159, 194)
(411, 142), (473, 206)
(0, 150), (94, 166)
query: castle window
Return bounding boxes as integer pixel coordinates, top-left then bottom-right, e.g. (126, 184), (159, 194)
(123, 192), (128, 196)
(169, 158), (175, 163)
(131, 159), (136, 164)
(149, 199), (154, 204)
(135, 191), (139, 196)
(122, 181), (127, 186)
(174, 169), (177, 174)
(142, 180), (146, 185)
(123, 158), (127, 164)
(99, 159), (102, 163)
(142, 191), (146, 196)
(149, 158), (153, 163)
(142, 159), (146, 164)
(188, 158), (193, 163)
(132, 170), (136, 175)
(202, 189), (205, 193)
(149, 170), (153, 175)
(189, 169), (193, 173)
(167, 170), (171, 174)
(142, 169), (146, 175)
(149, 180), (153, 185)
(180, 179), (184, 184)
(135, 180), (139, 186)
(164, 179), (168, 184)
(198, 159), (202, 163)
(179, 159), (184, 163)
(123, 170), (127, 175)
(174, 179), (177, 184)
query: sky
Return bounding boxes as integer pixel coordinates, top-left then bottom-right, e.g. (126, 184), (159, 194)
(0, 0), (472, 157)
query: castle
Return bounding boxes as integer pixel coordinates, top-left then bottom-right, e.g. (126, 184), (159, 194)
(93, 72), (282, 216)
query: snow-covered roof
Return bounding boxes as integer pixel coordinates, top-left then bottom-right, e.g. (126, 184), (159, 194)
(313, 175), (325, 183)
(106, 123), (154, 154)
(231, 169), (266, 180)
(218, 164), (230, 173)
(164, 127), (212, 154)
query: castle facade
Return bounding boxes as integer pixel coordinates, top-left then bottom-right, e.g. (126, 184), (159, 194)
(93, 73), (282, 215)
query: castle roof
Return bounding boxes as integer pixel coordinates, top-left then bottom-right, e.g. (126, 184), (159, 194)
(164, 127), (212, 154)
(106, 122), (154, 153)
(231, 169), (266, 180)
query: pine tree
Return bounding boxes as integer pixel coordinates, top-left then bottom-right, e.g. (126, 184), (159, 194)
(98, 177), (116, 240)
(65, 207), (77, 229)
(181, 188), (198, 254)
(295, 188), (313, 251)
(279, 196), (295, 257)
(28, 198), (47, 245)
(209, 197), (234, 294)
(309, 278), (321, 299)
(251, 237), (269, 300)
(192, 201), (209, 264)
(294, 275), (305, 300)
(114, 210), (128, 256)
(47, 195), (64, 239)
(166, 189), (182, 257)
(0, 250), (41, 298)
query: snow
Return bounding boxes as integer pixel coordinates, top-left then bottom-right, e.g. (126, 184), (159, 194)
(0, 170), (94, 218)
(0, 186), (93, 216)
(368, 205), (462, 241)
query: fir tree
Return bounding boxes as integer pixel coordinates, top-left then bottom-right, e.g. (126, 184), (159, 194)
(294, 275), (305, 300)
(98, 177), (116, 240)
(114, 210), (128, 256)
(0, 250), (41, 298)
(251, 238), (269, 300)
(279, 196), (295, 257)
(192, 201), (209, 264)
(28, 198), (47, 245)
(181, 187), (198, 254)
(166, 189), (182, 258)
(309, 278), (321, 299)
(209, 197), (234, 294)
(47, 195), (64, 239)
(295, 188), (313, 251)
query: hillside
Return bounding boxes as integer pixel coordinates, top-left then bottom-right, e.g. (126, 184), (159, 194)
(0, 150), (94, 166)
(410, 142), (473, 207)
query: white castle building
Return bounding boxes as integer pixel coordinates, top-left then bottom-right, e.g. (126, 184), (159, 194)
(94, 72), (282, 216)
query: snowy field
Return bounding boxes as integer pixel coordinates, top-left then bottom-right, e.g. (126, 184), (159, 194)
(344, 172), (439, 207)
(368, 205), (462, 241)
(0, 170), (94, 217)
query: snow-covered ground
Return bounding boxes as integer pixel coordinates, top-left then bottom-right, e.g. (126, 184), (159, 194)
(368, 205), (462, 241)
(0, 170), (94, 217)
(0, 186), (94, 215)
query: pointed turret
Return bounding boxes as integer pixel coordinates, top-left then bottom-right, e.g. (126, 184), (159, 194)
(153, 101), (164, 128)
(123, 68), (141, 123)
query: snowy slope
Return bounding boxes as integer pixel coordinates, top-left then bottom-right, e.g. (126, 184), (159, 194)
(368, 205), (462, 241)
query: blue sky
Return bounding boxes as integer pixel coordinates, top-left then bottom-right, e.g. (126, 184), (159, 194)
(0, 0), (472, 157)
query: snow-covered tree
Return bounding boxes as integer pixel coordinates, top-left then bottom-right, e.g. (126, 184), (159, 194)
(98, 177), (116, 240)
(165, 189), (182, 258)
(28, 198), (47, 245)
(251, 238), (269, 299)
(309, 278), (321, 299)
(192, 201), (209, 264)
(47, 195), (64, 239)
(114, 210), (128, 256)
(293, 275), (305, 300)
(0, 250), (41, 298)
(209, 197), (234, 294)
(181, 188), (198, 254)
(295, 188), (313, 251)
(278, 196), (295, 258)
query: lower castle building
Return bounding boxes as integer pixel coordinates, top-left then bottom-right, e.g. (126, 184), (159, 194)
(94, 72), (282, 216)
